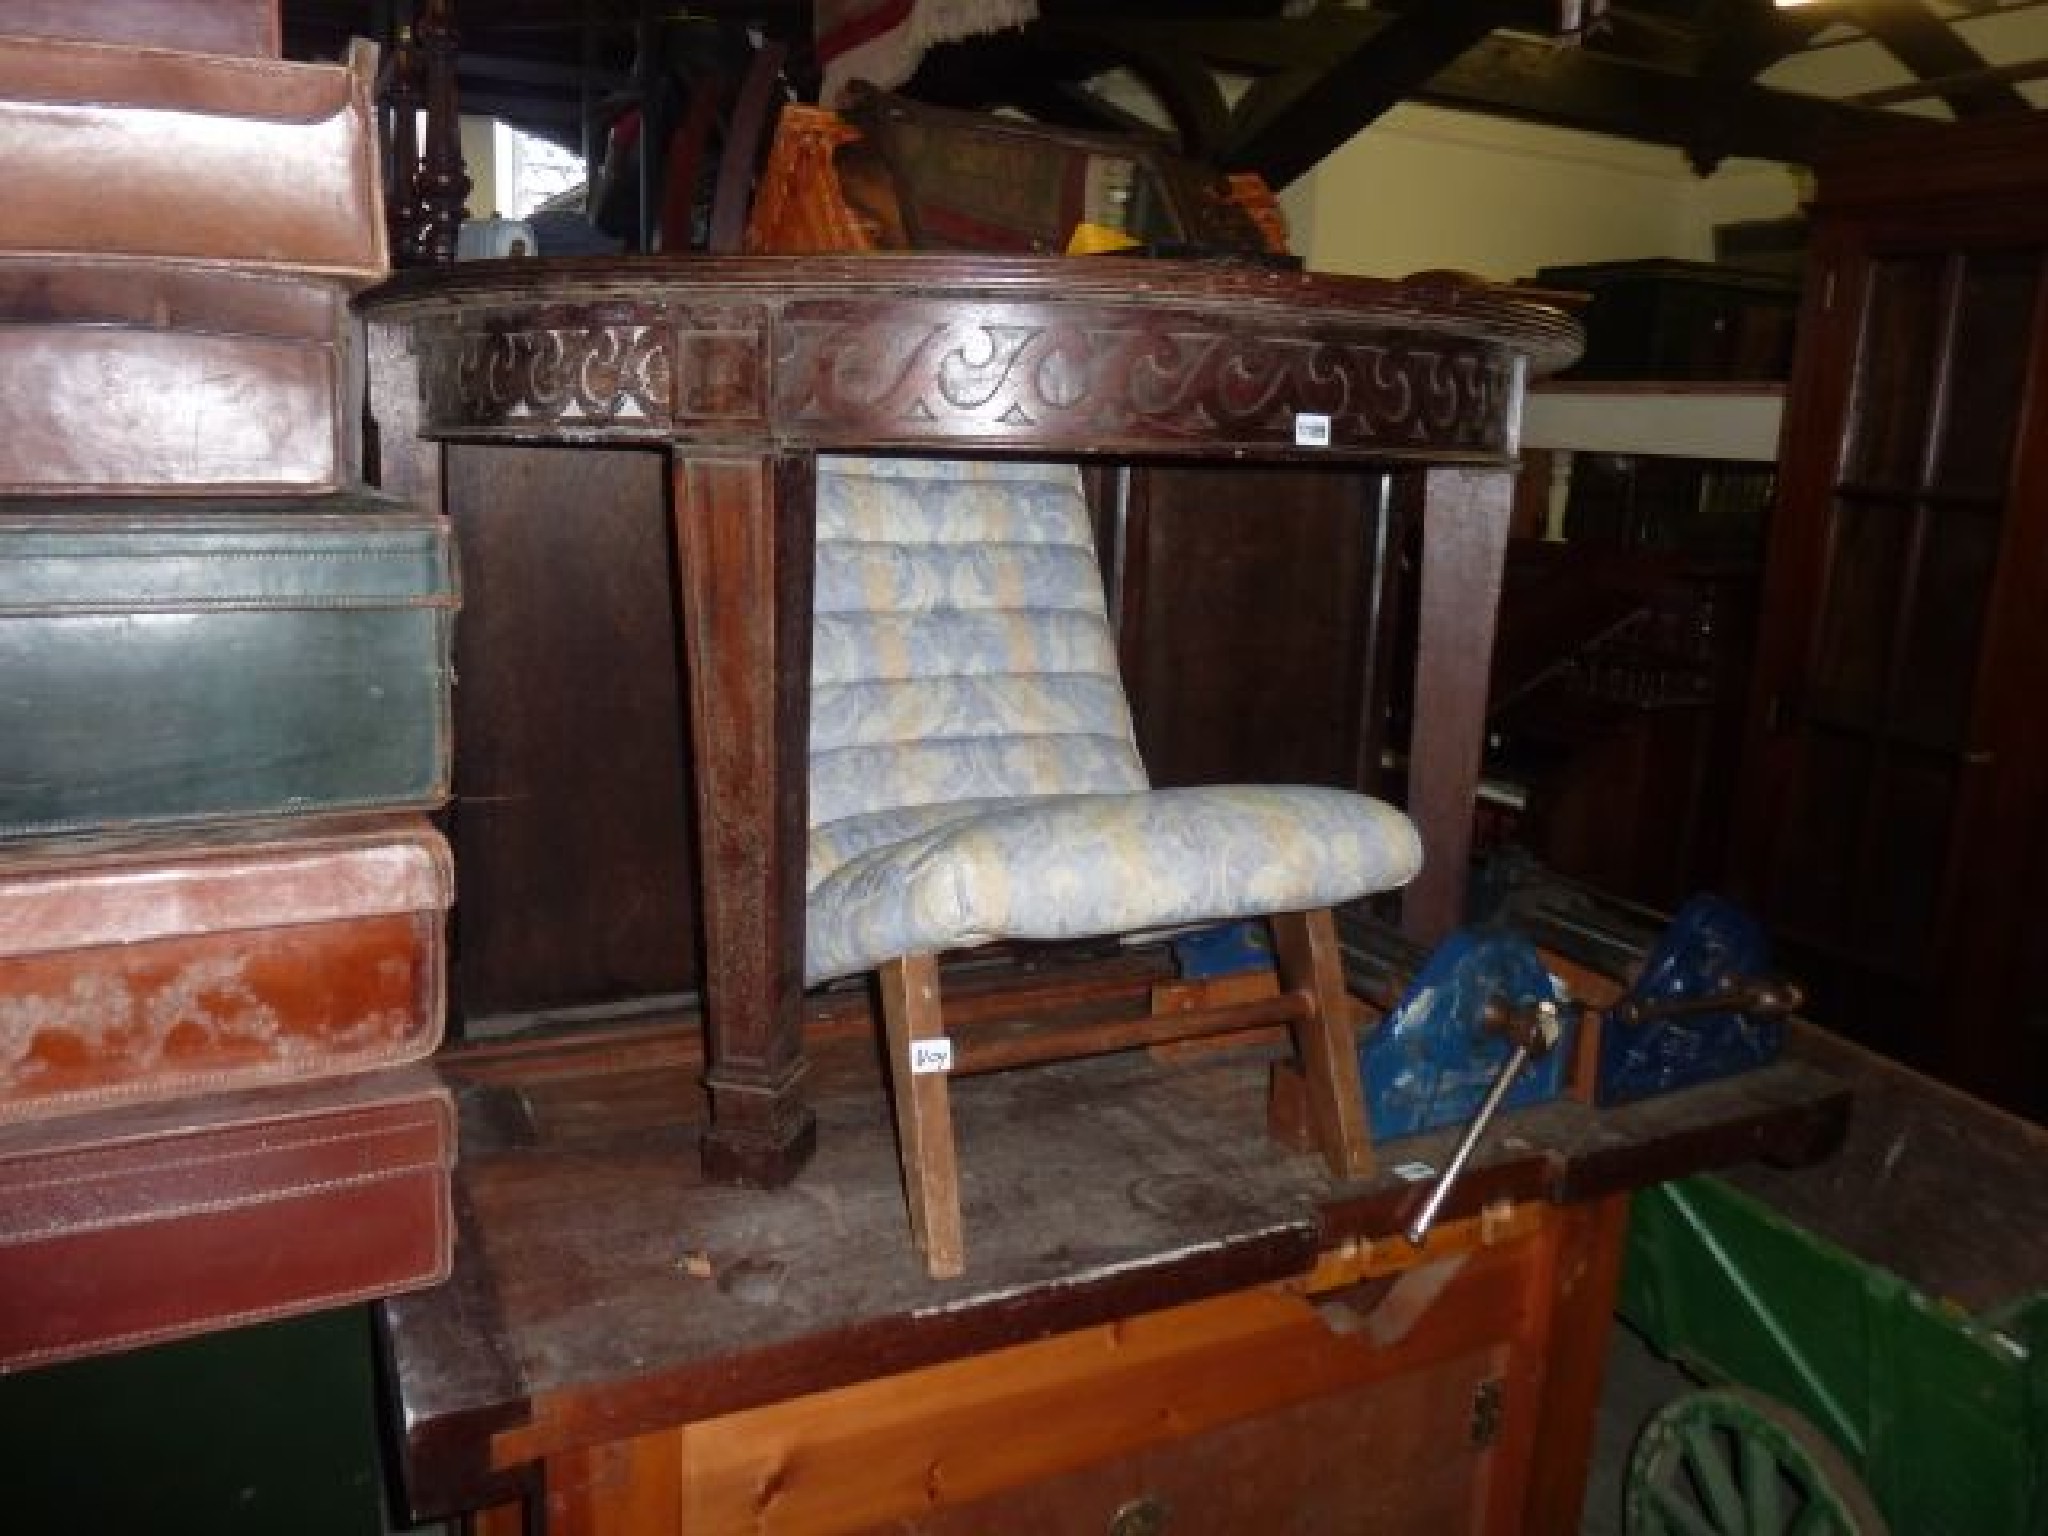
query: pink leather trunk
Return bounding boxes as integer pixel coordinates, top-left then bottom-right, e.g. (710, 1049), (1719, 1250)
(0, 34), (386, 280)
(0, 2), (281, 57)
(0, 817), (452, 1123)
(0, 1064), (455, 1371)
(0, 259), (360, 494)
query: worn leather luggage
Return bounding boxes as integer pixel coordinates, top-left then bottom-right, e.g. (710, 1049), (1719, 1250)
(0, 1064), (455, 1371)
(0, 2), (280, 57)
(0, 259), (359, 494)
(0, 817), (451, 1123)
(0, 498), (456, 840)
(0, 34), (385, 280)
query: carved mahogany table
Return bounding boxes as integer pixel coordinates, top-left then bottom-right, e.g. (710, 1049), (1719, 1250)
(360, 254), (1581, 1188)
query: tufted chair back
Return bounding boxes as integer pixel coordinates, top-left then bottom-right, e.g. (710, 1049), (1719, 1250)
(810, 455), (1141, 822)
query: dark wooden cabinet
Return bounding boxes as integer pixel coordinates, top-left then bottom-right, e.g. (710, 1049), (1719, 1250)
(441, 444), (702, 1029)
(1486, 439), (1778, 910)
(1733, 115), (2048, 1122)
(1535, 259), (1799, 383)
(1117, 464), (1399, 794)
(1490, 539), (1762, 910)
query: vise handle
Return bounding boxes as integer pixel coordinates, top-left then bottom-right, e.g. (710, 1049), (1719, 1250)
(1607, 977), (1803, 1031)
(1404, 996), (1569, 1247)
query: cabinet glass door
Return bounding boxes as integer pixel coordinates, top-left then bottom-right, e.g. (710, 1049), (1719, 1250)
(1755, 244), (2043, 1051)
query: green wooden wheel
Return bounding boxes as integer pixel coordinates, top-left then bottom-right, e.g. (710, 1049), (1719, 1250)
(1625, 1387), (1889, 1536)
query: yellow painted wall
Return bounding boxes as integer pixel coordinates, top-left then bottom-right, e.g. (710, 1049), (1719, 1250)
(460, 115), (496, 218)
(1278, 103), (1802, 282)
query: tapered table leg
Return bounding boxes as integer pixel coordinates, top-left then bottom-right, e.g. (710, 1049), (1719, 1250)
(1403, 464), (1514, 947)
(671, 453), (818, 1186)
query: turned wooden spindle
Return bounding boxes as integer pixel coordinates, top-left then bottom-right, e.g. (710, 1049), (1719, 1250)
(384, 24), (426, 266)
(413, 0), (470, 265)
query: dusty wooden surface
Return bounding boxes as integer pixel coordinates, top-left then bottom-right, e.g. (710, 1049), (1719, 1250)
(1724, 1020), (2048, 1316)
(381, 995), (1848, 1517)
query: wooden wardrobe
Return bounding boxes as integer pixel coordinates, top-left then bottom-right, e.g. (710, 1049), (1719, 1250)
(1733, 113), (2048, 1124)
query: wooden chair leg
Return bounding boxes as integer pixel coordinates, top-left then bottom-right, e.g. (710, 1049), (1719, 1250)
(877, 954), (966, 1279)
(1270, 909), (1376, 1181)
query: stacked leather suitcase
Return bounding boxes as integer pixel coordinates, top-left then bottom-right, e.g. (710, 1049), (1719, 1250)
(0, 4), (459, 1371)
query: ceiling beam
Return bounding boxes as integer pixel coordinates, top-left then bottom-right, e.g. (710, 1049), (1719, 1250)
(1020, 5), (1923, 180)
(1840, 0), (2032, 115)
(914, 20), (1242, 156)
(1114, 44), (1237, 159)
(986, 22), (1238, 156)
(1036, 12), (1375, 77)
(1221, 2), (1512, 186)
(1695, 0), (1831, 85)
(1416, 31), (1919, 170)
(1855, 55), (2048, 107)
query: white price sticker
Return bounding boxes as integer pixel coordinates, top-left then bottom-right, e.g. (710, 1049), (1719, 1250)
(1391, 1160), (1438, 1183)
(1294, 412), (1333, 448)
(910, 1037), (955, 1075)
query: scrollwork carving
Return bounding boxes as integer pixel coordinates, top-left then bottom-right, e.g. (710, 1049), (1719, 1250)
(777, 304), (1510, 454)
(405, 288), (1526, 458)
(424, 321), (674, 430)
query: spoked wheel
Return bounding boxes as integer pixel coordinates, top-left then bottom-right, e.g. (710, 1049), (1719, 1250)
(1624, 1387), (1888, 1536)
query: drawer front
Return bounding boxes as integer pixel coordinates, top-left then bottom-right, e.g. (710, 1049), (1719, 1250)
(889, 1346), (1504, 1535)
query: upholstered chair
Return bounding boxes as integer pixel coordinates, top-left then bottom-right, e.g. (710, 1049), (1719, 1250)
(807, 456), (1423, 1276)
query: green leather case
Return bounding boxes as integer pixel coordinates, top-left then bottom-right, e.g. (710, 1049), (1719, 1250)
(0, 494), (455, 839)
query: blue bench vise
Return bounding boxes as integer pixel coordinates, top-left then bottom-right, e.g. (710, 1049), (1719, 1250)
(1593, 892), (1801, 1106)
(1341, 920), (1576, 1243)
(1357, 926), (1577, 1140)
(1183, 896), (1797, 1243)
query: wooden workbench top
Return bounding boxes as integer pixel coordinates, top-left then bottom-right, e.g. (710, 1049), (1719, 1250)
(381, 994), (1848, 1519)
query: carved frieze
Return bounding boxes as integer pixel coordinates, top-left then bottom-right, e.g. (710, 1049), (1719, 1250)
(421, 311), (675, 433)
(777, 303), (1514, 456)
(406, 287), (1523, 459)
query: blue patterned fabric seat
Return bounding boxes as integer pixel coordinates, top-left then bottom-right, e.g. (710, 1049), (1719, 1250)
(807, 455), (1422, 1277)
(808, 457), (1423, 983)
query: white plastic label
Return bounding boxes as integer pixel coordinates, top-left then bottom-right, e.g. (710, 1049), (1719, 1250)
(910, 1038), (955, 1075)
(1391, 1160), (1437, 1183)
(1294, 412), (1332, 448)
